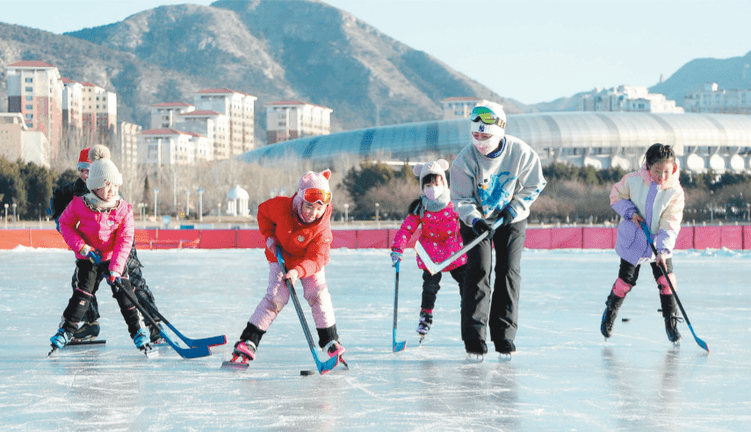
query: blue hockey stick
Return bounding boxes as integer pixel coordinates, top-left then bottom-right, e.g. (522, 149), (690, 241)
(115, 279), (213, 358)
(392, 260), (407, 352)
(134, 291), (227, 348)
(638, 221), (710, 353)
(275, 247), (340, 374)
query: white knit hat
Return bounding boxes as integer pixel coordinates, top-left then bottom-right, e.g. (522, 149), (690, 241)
(413, 159), (449, 187)
(86, 158), (123, 191)
(469, 102), (506, 139)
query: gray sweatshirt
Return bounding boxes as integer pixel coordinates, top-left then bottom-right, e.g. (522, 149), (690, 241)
(450, 135), (547, 226)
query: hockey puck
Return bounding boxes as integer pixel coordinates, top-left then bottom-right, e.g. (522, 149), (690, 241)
(300, 370), (315, 376)
(622, 318), (631, 322)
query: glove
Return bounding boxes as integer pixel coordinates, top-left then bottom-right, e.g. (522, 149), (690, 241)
(107, 271), (122, 287)
(390, 250), (403, 267)
(266, 236), (278, 253)
(472, 218), (493, 237)
(55, 218), (61, 233)
(80, 245), (102, 265)
(499, 206), (517, 227)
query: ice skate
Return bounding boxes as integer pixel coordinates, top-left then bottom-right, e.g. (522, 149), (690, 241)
(660, 294), (683, 345)
(132, 328), (154, 356)
(71, 321), (100, 342)
(496, 339), (516, 361)
(601, 292), (625, 339)
(48, 328), (72, 356)
(416, 310), (432, 345)
(465, 339), (487, 363)
(324, 340), (348, 369)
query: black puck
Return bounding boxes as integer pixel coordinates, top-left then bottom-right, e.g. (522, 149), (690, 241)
(622, 318), (630, 322)
(300, 370), (315, 376)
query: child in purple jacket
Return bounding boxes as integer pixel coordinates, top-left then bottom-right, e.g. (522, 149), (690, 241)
(390, 159), (466, 341)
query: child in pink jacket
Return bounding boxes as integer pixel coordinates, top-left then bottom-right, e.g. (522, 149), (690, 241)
(390, 159), (466, 340)
(50, 155), (151, 353)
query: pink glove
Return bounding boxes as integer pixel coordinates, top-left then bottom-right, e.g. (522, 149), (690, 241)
(266, 236), (278, 253)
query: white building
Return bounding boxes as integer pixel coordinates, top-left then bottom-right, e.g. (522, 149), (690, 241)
(440, 97), (495, 120)
(683, 82), (751, 114)
(150, 102), (195, 129)
(191, 88), (256, 158)
(174, 110), (229, 159)
(115, 121), (142, 177)
(0, 113), (50, 168)
(578, 85), (684, 113)
(265, 101), (333, 145)
(138, 128), (212, 168)
(80, 82), (118, 145)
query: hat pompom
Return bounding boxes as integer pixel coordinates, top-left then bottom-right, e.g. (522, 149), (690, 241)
(89, 145), (111, 162)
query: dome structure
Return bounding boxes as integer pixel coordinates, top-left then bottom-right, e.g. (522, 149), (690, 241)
(226, 185), (250, 217)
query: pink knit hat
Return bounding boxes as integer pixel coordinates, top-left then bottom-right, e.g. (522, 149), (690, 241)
(292, 170), (332, 221)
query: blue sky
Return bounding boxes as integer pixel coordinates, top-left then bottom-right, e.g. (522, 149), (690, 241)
(2, 0), (749, 104)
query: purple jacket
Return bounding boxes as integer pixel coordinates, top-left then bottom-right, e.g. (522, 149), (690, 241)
(58, 196), (135, 275)
(391, 201), (466, 272)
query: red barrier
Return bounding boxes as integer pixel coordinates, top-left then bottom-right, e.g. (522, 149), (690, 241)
(2, 226), (750, 250)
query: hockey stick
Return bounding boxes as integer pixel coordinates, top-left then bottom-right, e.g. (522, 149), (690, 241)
(392, 260), (407, 352)
(638, 221), (710, 353)
(134, 291), (227, 349)
(275, 247), (340, 375)
(114, 279), (213, 359)
(415, 218), (505, 275)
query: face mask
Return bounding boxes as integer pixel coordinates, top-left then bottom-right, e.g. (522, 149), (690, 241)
(472, 135), (501, 155)
(423, 185), (445, 201)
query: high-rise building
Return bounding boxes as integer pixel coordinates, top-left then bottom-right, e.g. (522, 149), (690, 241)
(79, 82), (117, 145)
(174, 110), (228, 159)
(191, 88), (256, 158)
(137, 128), (212, 168)
(115, 121), (142, 177)
(5, 61), (63, 158)
(683, 82), (751, 114)
(265, 101), (333, 145)
(0, 113), (50, 168)
(150, 102), (195, 129)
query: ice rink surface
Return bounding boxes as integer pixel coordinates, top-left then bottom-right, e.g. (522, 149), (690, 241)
(1, 246), (749, 431)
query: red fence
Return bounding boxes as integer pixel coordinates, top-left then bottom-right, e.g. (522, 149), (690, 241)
(1, 226), (749, 250)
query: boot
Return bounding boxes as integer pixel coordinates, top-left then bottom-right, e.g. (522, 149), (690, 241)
(233, 340), (257, 361)
(600, 292), (625, 338)
(50, 328), (73, 349)
(660, 294), (682, 343)
(71, 321), (100, 341)
(416, 310), (433, 336)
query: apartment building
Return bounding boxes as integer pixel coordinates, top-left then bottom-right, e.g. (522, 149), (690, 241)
(79, 82), (117, 145)
(191, 88), (256, 158)
(0, 113), (50, 168)
(137, 128), (212, 168)
(578, 85), (684, 113)
(5, 61), (64, 157)
(150, 102), (195, 129)
(684, 82), (751, 114)
(115, 121), (142, 177)
(265, 101), (333, 145)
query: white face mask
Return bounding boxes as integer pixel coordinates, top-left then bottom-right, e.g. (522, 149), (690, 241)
(423, 185), (445, 201)
(472, 135), (502, 156)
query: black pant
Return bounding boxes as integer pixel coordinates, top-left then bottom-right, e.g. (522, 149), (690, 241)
(617, 258), (673, 287)
(63, 259), (144, 337)
(459, 219), (526, 347)
(421, 265), (465, 311)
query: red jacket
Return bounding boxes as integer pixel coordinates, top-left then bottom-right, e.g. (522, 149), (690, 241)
(258, 195), (333, 279)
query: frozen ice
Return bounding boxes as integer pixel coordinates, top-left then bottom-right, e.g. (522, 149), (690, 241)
(1, 247), (749, 431)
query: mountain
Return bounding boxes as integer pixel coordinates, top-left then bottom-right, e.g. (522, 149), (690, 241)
(650, 51), (751, 106)
(0, 0), (523, 144)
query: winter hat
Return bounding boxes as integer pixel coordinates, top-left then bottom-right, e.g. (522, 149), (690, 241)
(88, 144), (111, 162)
(469, 102), (506, 139)
(292, 169), (332, 221)
(413, 159), (449, 188)
(86, 156), (122, 191)
(77, 148), (92, 171)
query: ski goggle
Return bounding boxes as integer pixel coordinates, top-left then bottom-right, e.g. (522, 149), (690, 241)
(469, 106), (506, 128)
(302, 188), (332, 205)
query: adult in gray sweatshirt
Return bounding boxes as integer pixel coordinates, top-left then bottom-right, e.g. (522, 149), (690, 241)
(450, 102), (546, 358)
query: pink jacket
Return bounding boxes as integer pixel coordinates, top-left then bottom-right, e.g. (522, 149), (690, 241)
(391, 202), (467, 272)
(58, 196), (135, 275)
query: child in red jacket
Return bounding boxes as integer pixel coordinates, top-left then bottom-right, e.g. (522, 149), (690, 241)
(232, 170), (345, 363)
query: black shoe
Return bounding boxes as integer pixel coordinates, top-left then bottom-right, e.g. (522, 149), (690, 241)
(600, 293), (625, 338)
(465, 339), (488, 356)
(495, 339), (516, 354)
(149, 323), (164, 343)
(71, 322), (100, 341)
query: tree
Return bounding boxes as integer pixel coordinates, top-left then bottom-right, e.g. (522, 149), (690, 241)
(20, 161), (55, 220)
(0, 157), (26, 219)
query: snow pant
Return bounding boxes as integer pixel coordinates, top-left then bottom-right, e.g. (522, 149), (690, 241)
(459, 219), (526, 349)
(71, 245), (160, 325)
(62, 259), (146, 337)
(421, 265), (465, 311)
(249, 263), (337, 347)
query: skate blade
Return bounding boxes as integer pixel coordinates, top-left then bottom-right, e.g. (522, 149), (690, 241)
(68, 339), (106, 346)
(221, 361), (250, 371)
(498, 353), (512, 361)
(466, 353), (485, 363)
(140, 345), (157, 357)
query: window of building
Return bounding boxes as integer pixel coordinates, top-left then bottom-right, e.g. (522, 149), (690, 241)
(25, 96), (32, 101)
(25, 105), (33, 110)
(25, 114), (33, 119)
(25, 87), (33, 92)
(25, 77), (33, 83)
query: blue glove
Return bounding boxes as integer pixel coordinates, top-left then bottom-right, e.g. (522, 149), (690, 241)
(55, 218), (61, 233)
(499, 206), (517, 227)
(390, 250), (403, 267)
(472, 218), (493, 237)
(80, 245), (102, 265)
(107, 272), (122, 287)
